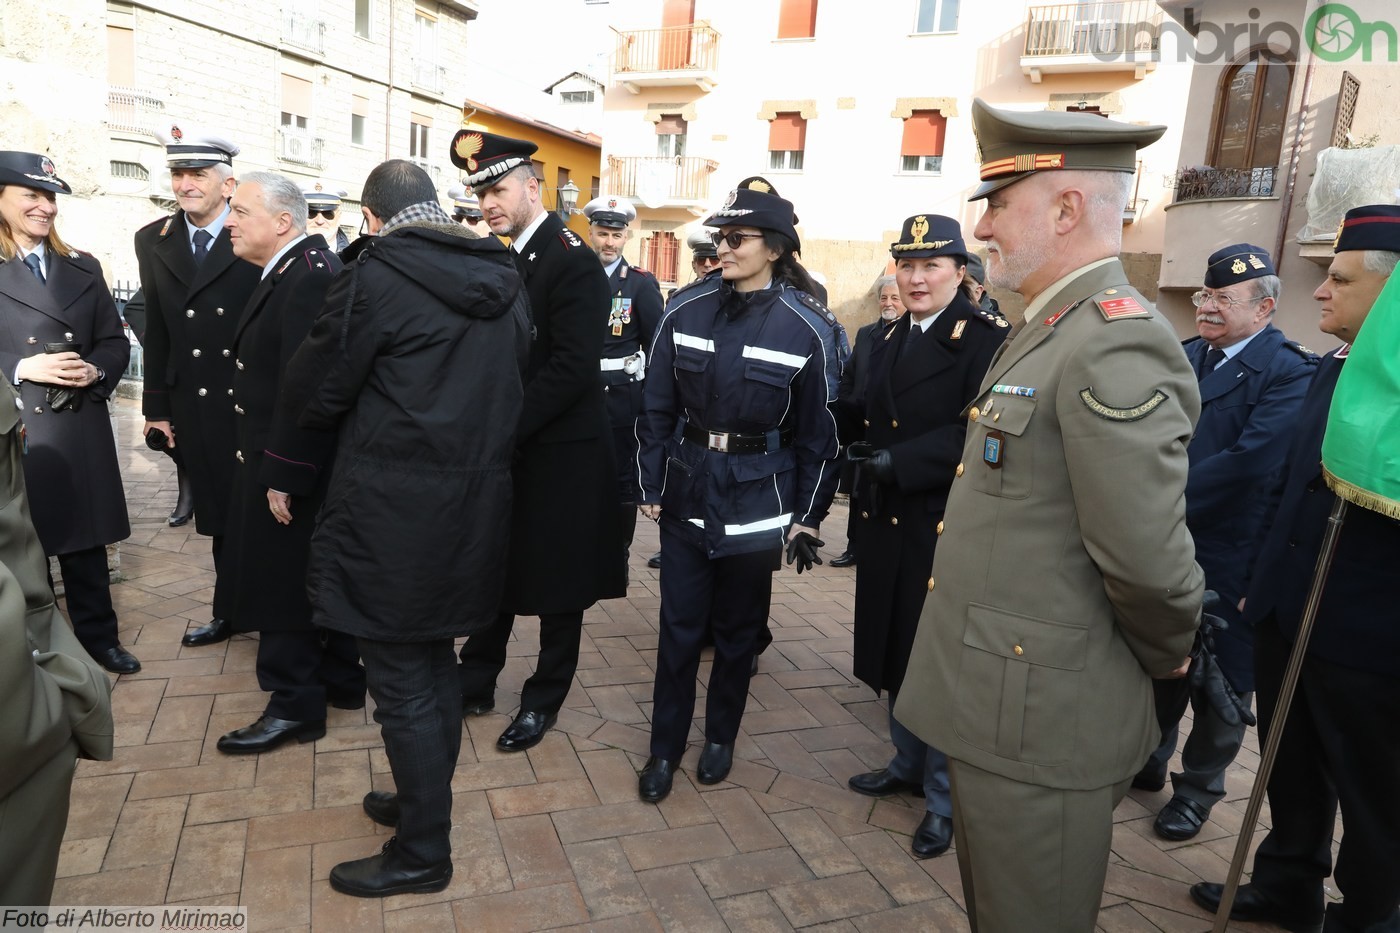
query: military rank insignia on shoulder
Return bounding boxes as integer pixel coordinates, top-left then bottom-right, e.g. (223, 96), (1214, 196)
(559, 229), (583, 248)
(1079, 386), (1168, 421)
(1285, 340), (1320, 361)
(796, 290), (838, 327)
(1094, 291), (1151, 321)
(975, 308), (1009, 328)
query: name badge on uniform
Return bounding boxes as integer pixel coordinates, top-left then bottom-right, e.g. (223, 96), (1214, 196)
(983, 430), (1004, 469)
(609, 297), (633, 336)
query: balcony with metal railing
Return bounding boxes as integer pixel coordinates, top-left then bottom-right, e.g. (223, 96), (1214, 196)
(1021, 1), (1161, 81)
(282, 11), (326, 55)
(611, 23), (720, 94)
(608, 156), (718, 210)
(277, 127), (325, 170)
(412, 60), (447, 95)
(1168, 165), (1278, 203)
(106, 87), (166, 136)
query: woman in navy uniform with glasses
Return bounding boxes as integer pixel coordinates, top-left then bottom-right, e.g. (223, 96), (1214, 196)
(634, 177), (847, 802)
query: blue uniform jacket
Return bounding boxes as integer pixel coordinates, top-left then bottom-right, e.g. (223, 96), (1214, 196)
(1182, 325), (1317, 603)
(636, 276), (847, 557)
(1243, 351), (1400, 677)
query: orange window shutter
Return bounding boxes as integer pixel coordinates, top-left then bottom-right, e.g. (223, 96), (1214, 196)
(777, 0), (817, 39)
(769, 113), (807, 151)
(901, 110), (946, 157)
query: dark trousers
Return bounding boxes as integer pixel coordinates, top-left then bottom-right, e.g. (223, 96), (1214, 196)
(54, 546), (120, 654)
(1250, 618), (1400, 932)
(650, 517), (775, 761)
(458, 610), (583, 714)
(358, 636), (460, 868)
(257, 628), (365, 721)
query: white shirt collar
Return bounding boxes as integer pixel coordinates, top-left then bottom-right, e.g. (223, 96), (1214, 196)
(1022, 257), (1118, 324)
(18, 241), (47, 273)
(603, 257), (623, 278)
(510, 209), (550, 254)
(910, 305), (947, 333)
(188, 203), (231, 249)
(262, 234), (308, 279)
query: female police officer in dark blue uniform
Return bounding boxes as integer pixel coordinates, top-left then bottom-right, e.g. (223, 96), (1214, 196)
(634, 179), (847, 802)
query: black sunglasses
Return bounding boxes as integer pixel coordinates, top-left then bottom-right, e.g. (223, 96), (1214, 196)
(711, 231), (765, 250)
(308, 208), (338, 220)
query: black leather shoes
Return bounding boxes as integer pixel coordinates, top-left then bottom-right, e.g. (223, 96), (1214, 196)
(327, 690), (366, 711)
(362, 791), (400, 827)
(847, 769), (922, 798)
(911, 812), (953, 859)
(696, 742), (734, 785)
(97, 645), (141, 674)
(639, 757), (677, 803)
(329, 837), (452, 898)
(1132, 762), (1167, 792)
(496, 710), (557, 751)
(1189, 882), (1323, 933)
(646, 551), (662, 569)
(829, 551), (857, 568)
(462, 695), (495, 717)
(182, 618), (231, 647)
(217, 715), (326, 753)
(1154, 795), (1210, 841)
(168, 466), (194, 527)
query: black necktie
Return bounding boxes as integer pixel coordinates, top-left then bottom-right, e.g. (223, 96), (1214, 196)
(900, 322), (922, 360)
(1200, 347), (1225, 378)
(22, 253), (45, 284)
(192, 229), (212, 266)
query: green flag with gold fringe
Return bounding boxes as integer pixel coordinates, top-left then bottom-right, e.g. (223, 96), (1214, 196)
(1322, 270), (1400, 519)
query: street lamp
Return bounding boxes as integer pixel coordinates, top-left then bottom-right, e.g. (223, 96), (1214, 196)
(558, 180), (580, 219)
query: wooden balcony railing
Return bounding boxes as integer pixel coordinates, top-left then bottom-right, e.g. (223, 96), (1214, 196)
(1169, 166), (1278, 203)
(608, 156), (718, 206)
(613, 23), (719, 74)
(1023, 1), (1161, 57)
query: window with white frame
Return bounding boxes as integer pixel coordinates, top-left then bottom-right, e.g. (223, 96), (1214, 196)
(914, 0), (959, 33)
(899, 109), (946, 174)
(768, 112), (806, 171)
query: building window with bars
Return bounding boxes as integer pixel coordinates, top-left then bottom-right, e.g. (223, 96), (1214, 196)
(656, 114), (687, 158)
(899, 109), (945, 174)
(644, 231), (680, 285)
(768, 112), (806, 172)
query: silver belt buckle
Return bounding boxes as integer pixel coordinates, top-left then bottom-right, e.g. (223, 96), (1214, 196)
(708, 431), (728, 452)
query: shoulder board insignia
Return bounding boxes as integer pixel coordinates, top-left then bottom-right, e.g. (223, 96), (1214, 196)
(276, 255), (297, 276)
(559, 229), (583, 247)
(1079, 387), (1168, 421)
(797, 291), (837, 325)
(978, 309), (1009, 328)
(159, 216), (174, 237)
(634, 266), (653, 278)
(1285, 340), (1319, 360)
(951, 319), (967, 340)
(1096, 295), (1150, 320)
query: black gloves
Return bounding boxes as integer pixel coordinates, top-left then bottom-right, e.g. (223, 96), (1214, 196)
(846, 442), (894, 483)
(1191, 590), (1257, 728)
(785, 531), (824, 574)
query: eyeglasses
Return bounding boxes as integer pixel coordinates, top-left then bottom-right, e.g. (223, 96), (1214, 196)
(711, 231), (765, 250)
(1191, 290), (1265, 310)
(694, 254), (721, 265)
(308, 208), (338, 220)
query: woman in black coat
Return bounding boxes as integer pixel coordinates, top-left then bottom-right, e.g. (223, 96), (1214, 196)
(0, 152), (135, 673)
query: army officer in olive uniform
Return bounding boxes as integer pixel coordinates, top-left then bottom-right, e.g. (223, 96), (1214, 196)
(895, 101), (1203, 932)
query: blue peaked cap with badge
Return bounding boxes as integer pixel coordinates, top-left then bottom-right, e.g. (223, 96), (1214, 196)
(450, 130), (539, 193)
(1334, 204), (1400, 253)
(890, 214), (968, 264)
(1203, 243), (1275, 288)
(0, 151), (72, 194)
(703, 175), (800, 251)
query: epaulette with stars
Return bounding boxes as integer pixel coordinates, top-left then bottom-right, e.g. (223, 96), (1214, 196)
(1283, 340), (1320, 362)
(558, 228), (584, 249)
(795, 290), (839, 328)
(971, 307), (1010, 329)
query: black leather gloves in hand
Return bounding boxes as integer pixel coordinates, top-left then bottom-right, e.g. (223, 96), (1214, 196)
(1192, 590), (1257, 727)
(785, 532), (824, 574)
(845, 442), (894, 483)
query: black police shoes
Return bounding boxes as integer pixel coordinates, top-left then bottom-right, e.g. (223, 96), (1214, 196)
(911, 812), (954, 859)
(97, 645), (141, 675)
(639, 757), (678, 803)
(696, 742), (734, 785)
(1189, 882), (1323, 933)
(1132, 762), (1167, 792)
(829, 550), (857, 568)
(847, 769), (922, 798)
(1153, 795), (1210, 841)
(182, 617), (231, 647)
(329, 837), (452, 898)
(362, 791), (400, 827)
(217, 716), (326, 754)
(646, 551), (662, 569)
(497, 710), (557, 751)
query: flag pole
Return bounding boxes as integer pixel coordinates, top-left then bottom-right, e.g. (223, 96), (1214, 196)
(1211, 497), (1349, 933)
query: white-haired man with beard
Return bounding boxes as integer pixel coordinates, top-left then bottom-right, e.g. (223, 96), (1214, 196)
(895, 100), (1204, 931)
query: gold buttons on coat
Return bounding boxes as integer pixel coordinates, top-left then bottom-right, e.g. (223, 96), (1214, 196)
(969, 406), (980, 422)
(955, 463), (965, 477)
(927, 577), (935, 591)
(197, 388), (207, 397)
(860, 511), (869, 519)
(1014, 645), (1024, 656)
(891, 419), (899, 428)
(993, 412), (1001, 422)
(891, 517), (899, 526)
(936, 521), (944, 535)
(863, 419), (870, 428)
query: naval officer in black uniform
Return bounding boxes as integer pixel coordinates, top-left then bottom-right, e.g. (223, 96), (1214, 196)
(582, 194), (663, 575)
(135, 124), (260, 648)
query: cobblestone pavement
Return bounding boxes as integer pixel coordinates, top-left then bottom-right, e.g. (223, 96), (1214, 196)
(51, 398), (1314, 931)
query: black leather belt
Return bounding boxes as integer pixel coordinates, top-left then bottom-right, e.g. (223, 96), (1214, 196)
(683, 423), (793, 454)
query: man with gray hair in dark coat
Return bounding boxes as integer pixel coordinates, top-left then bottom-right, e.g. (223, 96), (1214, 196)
(274, 159), (532, 898)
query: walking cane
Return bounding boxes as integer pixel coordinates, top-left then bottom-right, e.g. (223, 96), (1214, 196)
(1211, 498), (1348, 933)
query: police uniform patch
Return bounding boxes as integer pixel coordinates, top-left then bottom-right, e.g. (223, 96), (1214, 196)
(1095, 295), (1150, 320)
(1078, 387), (1168, 421)
(798, 291), (837, 326)
(559, 229), (583, 248)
